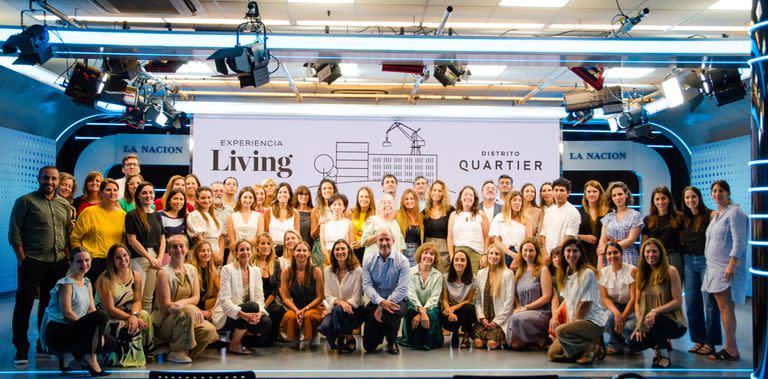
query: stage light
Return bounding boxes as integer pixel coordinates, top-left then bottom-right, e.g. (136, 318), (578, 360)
(564, 86), (623, 114)
(434, 64), (465, 87)
(208, 45), (271, 88)
(64, 62), (107, 104)
(142, 103), (168, 127)
(1, 25), (52, 65)
(700, 68), (746, 106)
(662, 70), (703, 108)
(122, 106), (145, 129)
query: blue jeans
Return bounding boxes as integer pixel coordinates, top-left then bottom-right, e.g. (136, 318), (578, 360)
(684, 255), (722, 346)
(606, 302), (636, 349)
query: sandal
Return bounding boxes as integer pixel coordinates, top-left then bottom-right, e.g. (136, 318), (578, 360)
(709, 349), (740, 361)
(342, 336), (357, 353)
(576, 347), (596, 364)
(696, 344), (714, 355)
(688, 343), (704, 353)
(652, 355), (671, 368)
(227, 345), (252, 355)
(460, 338), (471, 349)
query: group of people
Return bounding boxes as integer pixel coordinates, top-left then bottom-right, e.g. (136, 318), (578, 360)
(8, 153), (747, 375)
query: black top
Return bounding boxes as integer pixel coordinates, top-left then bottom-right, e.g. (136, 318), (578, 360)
(405, 225), (421, 244)
(423, 206), (455, 239)
(289, 270), (317, 309)
(262, 260), (282, 304)
(125, 210), (163, 258)
(682, 216), (709, 256)
(642, 214), (681, 253)
(298, 210), (313, 245)
(198, 269), (211, 310)
(577, 207), (602, 267)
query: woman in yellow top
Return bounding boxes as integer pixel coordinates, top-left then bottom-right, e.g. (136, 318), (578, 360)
(71, 178), (126, 283)
(350, 187), (375, 263)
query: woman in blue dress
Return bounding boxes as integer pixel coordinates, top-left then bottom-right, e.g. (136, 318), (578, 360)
(598, 182), (644, 265)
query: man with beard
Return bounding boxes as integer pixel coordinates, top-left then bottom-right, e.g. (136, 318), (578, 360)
(210, 181), (233, 263)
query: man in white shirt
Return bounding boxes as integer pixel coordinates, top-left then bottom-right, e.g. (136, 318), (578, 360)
(481, 180), (502, 222)
(413, 175), (428, 211)
(540, 177), (580, 260)
(114, 154), (140, 199)
(497, 174), (513, 204)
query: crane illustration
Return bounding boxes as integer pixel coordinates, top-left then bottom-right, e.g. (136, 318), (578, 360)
(382, 122), (425, 155)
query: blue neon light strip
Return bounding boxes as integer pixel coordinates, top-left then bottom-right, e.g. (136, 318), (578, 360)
(749, 187), (768, 192)
(648, 122), (693, 157)
(749, 20), (768, 34)
(749, 267), (768, 277)
(749, 214), (768, 219)
(749, 240), (768, 246)
(646, 144), (674, 148)
(749, 159), (768, 166)
(73, 136), (102, 140)
(748, 55), (768, 66)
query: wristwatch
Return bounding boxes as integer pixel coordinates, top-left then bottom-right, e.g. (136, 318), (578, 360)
(131, 312), (140, 318)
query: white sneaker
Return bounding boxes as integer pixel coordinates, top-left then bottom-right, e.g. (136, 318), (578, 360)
(167, 352), (192, 364)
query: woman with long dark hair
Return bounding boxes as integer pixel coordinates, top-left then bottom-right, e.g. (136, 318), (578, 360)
(578, 180), (608, 267)
(125, 182), (165, 313)
(319, 240), (364, 353)
(448, 186), (489, 275)
(642, 186), (684, 282)
(280, 240), (325, 349)
(423, 180), (453, 272)
(441, 249), (476, 348)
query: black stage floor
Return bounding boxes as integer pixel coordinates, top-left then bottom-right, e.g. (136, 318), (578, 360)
(1, 293), (753, 378)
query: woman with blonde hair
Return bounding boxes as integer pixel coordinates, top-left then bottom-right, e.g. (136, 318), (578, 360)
(397, 188), (424, 267)
(350, 186), (376, 263)
(423, 180), (454, 272)
(398, 242), (443, 350)
(489, 191), (532, 268)
(261, 178), (276, 206)
(251, 184), (268, 214)
(578, 180), (608, 267)
(153, 175), (185, 211)
(184, 174), (201, 209)
(187, 186), (224, 266)
(473, 243), (515, 350)
(520, 183), (542, 237)
(507, 238), (552, 350)
(251, 232), (285, 346)
(188, 241), (220, 320)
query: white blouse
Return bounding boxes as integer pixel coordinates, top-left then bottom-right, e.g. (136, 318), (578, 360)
(452, 211), (485, 253)
(323, 266), (363, 316)
(187, 210), (222, 253)
(268, 213), (295, 245)
(598, 263), (635, 305)
(323, 218), (352, 250)
(489, 214), (526, 251)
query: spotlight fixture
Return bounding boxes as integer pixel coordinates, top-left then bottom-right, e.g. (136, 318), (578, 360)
(142, 103), (168, 127)
(1, 24), (53, 65)
(433, 64), (465, 87)
(662, 70), (704, 108)
(700, 68), (746, 106)
(613, 8), (650, 37)
(122, 106), (145, 129)
(64, 62), (107, 104)
(564, 86), (623, 114)
(305, 63), (342, 85)
(623, 107), (651, 139)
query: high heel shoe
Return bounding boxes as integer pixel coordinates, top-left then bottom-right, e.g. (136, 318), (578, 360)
(81, 359), (110, 377)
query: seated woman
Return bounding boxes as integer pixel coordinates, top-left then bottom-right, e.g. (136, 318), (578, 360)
(212, 239), (273, 354)
(473, 243), (515, 350)
(441, 249), (476, 348)
(96, 244), (154, 367)
(398, 242), (444, 350)
(319, 240), (364, 353)
(597, 242), (637, 355)
(41, 248), (115, 376)
(629, 238), (686, 368)
(548, 238), (608, 364)
(507, 238), (552, 350)
(153, 235), (218, 364)
(280, 241), (325, 349)
(189, 241), (220, 321)
(250, 232), (285, 346)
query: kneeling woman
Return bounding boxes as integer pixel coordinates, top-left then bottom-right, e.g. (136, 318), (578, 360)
(41, 248), (115, 376)
(96, 244), (154, 367)
(319, 240), (365, 352)
(548, 238), (608, 364)
(153, 235), (218, 364)
(629, 238), (686, 368)
(473, 243), (515, 350)
(213, 239), (273, 355)
(280, 241), (326, 349)
(398, 242), (444, 350)
(507, 238), (552, 350)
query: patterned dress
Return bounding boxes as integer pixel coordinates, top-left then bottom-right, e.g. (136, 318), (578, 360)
(100, 274), (155, 367)
(600, 210), (644, 265)
(473, 278), (506, 343)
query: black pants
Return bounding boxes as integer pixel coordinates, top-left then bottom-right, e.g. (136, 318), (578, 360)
(441, 303), (476, 335)
(255, 302), (286, 346)
(319, 305), (366, 349)
(363, 300), (406, 352)
(223, 302), (272, 347)
(13, 258), (68, 352)
(85, 258), (108, 284)
(628, 314), (687, 352)
(45, 310), (115, 358)
(353, 248), (365, 265)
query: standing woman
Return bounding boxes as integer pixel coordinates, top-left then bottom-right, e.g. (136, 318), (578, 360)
(264, 182), (299, 258)
(280, 241), (325, 349)
(397, 189), (424, 266)
(702, 180), (747, 361)
(350, 187), (376, 263)
(473, 243), (514, 350)
(154, 175), (185, 210)
(520, 183), (543, 237)
(73, 171), (103, 216)
(71, 178), (126, 282)
(629, 238), (686, 368)
(184, 174), (200, 211)
(125, 182), (165, 313)
(252, 232), (285, 346)
(539, 182), (554, 209)
(41, 248), (114, 376)
(441, 250), (476, 348)
(642, 186), (684, 282)
(319, 240), (364, 353)
(189, 241), (220, 321)
(548, 238), (607, 363)
(507, 238), (552, 350)
(447, 186), (489, 275)
(319, 194), (354, 267)
(310, 179), (338, 262)
(118, 174), (144, 212)
(489, 191), (532, 268)
(423, 180), (454, 273)
(293, 185), (315, 247)
(58, 172), (78, 224)
(223, 177), (239, 210)
(578, 181), (608, 267)
(597, 242), (636, 355)
(96, 244), (154, 367)
(398, 243), (443, 350)
(153, 235), (217, 363)
(252, 184), (268, 214)
(187, 187), (224, 266)
(213, 239), (273, 354)
(158, 189), (188, 239)
(598, 181), (644, 265)
(226, 187), (265, 262)
(681, 186), (721, 356)
(261, 178), (276, 206)
(361, 194), (404, 257)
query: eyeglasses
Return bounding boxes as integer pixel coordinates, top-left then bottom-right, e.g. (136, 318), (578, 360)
(124, 162), (139, 167)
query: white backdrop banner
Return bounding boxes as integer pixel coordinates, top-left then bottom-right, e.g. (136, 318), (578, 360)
(192, 115), (561, 196)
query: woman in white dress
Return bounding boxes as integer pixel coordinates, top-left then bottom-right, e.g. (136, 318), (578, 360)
(489, 191), (532, 269)
(187, 187), (224, 266)
(264, 183), (300, 258)
(319, 193), (354, 267)
(227, 188), (264, 263)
